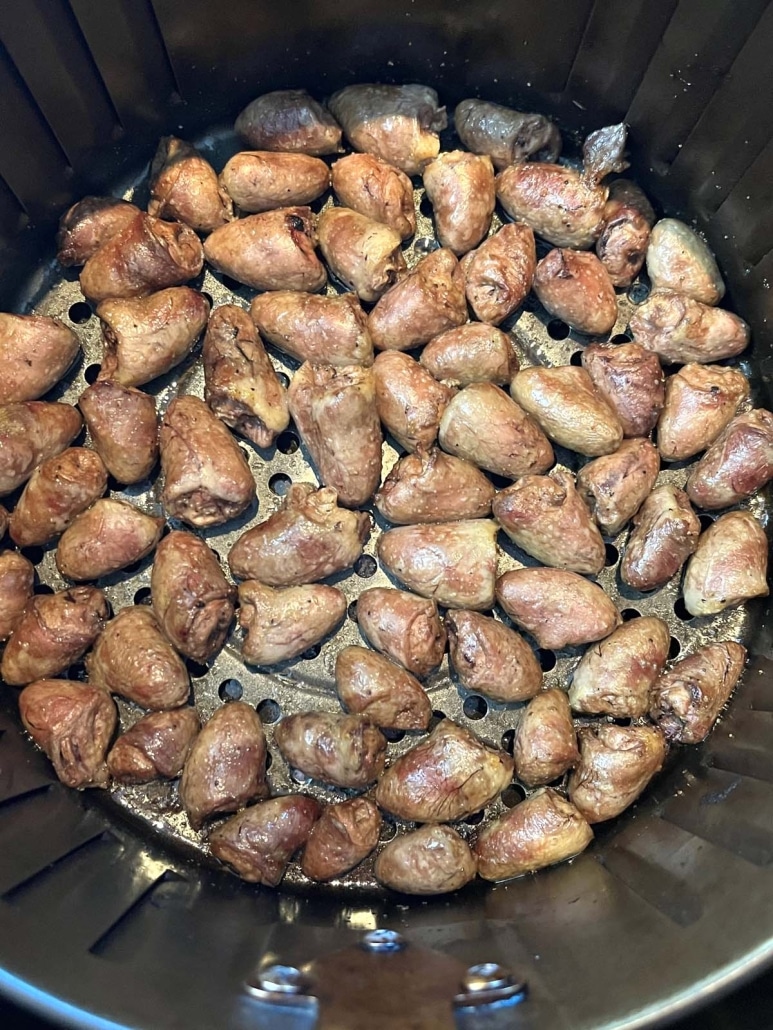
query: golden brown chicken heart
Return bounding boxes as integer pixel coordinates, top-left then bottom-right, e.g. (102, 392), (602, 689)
(2, 586), (109, 687)
(87, 605), (190, 710)
(0, 314), (80, 404)
(180, 702), (268, 830)
(78, 381), (158, 485)
(221, 151), (330, 213)
(374, 825), (477, 895)
(148, 136), (233, 233)
(650, 641), (747, 744)
(19, 679), (117, 789)
(107, 707), (201, 785)
(203, 207), (326, 292)
(287, 362), (382, 508)
(79, 213), (204, 303)
(159, 395), (255, 528)
(328, 83), (446, 175)
(238, 581), (346, 665)
(235, 89), (343, 155)
(0, 402), (82, 497)
(151, 530), (236, 662)
(228, 483), (370, 586)
(475, 788), (593, 881)
(202, 303), (289, 448)
(373, 719), (513, 822)
(209, 795), (322, 885)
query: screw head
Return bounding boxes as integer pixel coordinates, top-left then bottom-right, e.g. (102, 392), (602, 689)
(361, 928), (406, 953)
(463, 963), (513, 993)
(255, 964), (308, 994)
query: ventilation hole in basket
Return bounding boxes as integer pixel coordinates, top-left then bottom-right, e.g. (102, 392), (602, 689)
(628, 281), (650, 305)
(201, 292), (214, 307)
(301, 643), (321, 661)
(569, 349), (584, 366)
(379, 821), (397, 842)
(522, 294), (538, 312)
(612, 717), (632, 727)
(309, 194), (328, 214)
(218, 678), (243, 702)
(123, 559), (143, 575)
(669, 636), (682, 659)
(186, 658), (209, 679)
(488, 472), (513, 490)
(35, 583), (55, 595)
(501, 785), (527, 808)
(463, 694), (488, 720)
(257, 698), (281, 723)
(538, 649), (556, 671)
(276, 431), (299, 455)
(68, 302), (92, 325)
(547, 319), (570, 340)
(413, 236), (438, 255)
(66, 661), (87, 681)
(501, 729), (516, 755)
(698, 513), (715, 532)
(276, 372), (290, 388)
(464, 810), (485, 826)
(673, 597), (693, 622)
(265, 751), (273, 771)
(133, 586), (152, 605)
(419, 194), (433, 218)
(220, 275), (242, 292)
(611, 333), (632, 344)
(605, 543), (620, 567)
(239, 445), (251, 464)
(621, 607), (641, 621)
(383, 728), (406, 743)
(210, 550), (221, 563)
(84, 363), (101, 385)
(269, 472), (292, 496)
(354, 554), (377, 578)
(347, 600), (358, 622)
(21, 546), (45, 565)
(428, 709), (447, 732)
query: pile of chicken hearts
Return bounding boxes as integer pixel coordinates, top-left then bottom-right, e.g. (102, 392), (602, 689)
(0, 83), (768, 894)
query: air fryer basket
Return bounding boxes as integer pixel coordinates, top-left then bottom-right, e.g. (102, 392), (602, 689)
(1, 2), (773, 1029)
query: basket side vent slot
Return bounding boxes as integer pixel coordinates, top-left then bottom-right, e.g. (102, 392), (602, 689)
(662, 767), (773, 866)
(598, 845), (703, 927)
(68, 0), (178, 134)
(0, 0), (119, 170)
(0, 786), (105, 896)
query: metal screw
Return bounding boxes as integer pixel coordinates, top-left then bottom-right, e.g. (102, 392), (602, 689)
(254, 964), (309, 995)
(456, 963), (528, 1010)
(361, 928), (406, 953)
(462, 963), (514, 993)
